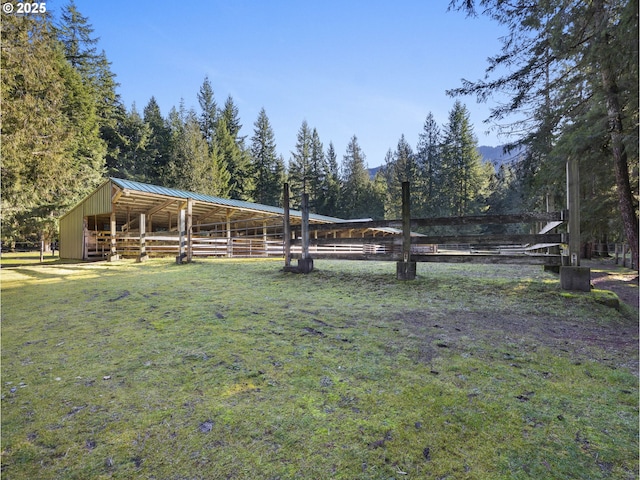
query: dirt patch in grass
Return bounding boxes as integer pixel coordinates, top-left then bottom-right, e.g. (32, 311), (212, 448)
(587, 259), (639, 310)
(399, 308), (638, 373)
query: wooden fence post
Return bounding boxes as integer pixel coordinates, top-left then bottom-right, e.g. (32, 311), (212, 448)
(397, 181), (416, 280)
(298, 192), (314, 273)
(560, 157), (590, 291)
(566, 157), (581, 266)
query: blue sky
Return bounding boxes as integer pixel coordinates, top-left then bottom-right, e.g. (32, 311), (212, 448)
(52, 1), (511, 168)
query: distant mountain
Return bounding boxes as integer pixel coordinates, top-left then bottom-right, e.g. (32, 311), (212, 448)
(368, 144), (523, 178)
(477, 145), (525, 167)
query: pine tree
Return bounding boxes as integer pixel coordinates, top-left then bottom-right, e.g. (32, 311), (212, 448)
(216, 116), (252, 200)
(416, 112), (443, 217)
(318, 142), (341, 216)
(308, 128), (327, 213)
(215, 96), (252, 200)
(197, 76), (217, 150)
(57, 0), (98, 74)
(449, 0), (639, 267)
(250, 108), (282, 206)
(57, 1), (120, 151)
(383, 135), (419, 218)
(220, 95), (244, 144)
(340, 135), (372, 219)
(143, 97), (171, 183)
(288, 120), (313, 208)
(1, 12), (103, 246)
(440, 101), (488, 217)
(167, 106), (219, 194)
(104, 103), (150, 180)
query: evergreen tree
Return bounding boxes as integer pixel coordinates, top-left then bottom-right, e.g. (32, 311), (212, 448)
(416, 112), (443, 217)
(318, 142), (341, 216)
(167, 105), (219, 194)
(288, 120), (313, 208)
(220, 95), (244, 144)
(340, 135), (372, 219)
(440, 101), (489, 217)
(1, 12), (103, 246)
(57, 0), (98, 74)
(215, 96), (252, 200)
(383, 135), (419, 218)
(104, 103), (150, 180)
(250, 108), (282, 206)
(449, 0), (639, 266)
(197, 75), (217, 150)
(308, 128), (327, 213)
(143, 97), (171, 183)
(217, 116), (252, 200)
(57, 1), (121, 148)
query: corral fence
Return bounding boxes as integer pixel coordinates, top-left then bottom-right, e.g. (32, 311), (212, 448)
(288, 211), (567, 266)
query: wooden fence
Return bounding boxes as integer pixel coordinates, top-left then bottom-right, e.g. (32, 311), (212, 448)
(288, 211), (566, 266)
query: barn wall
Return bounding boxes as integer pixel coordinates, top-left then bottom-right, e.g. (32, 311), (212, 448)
(59, 205), (85, 259)
(59, 180), (113, 259)
(83, 181), (113, 217)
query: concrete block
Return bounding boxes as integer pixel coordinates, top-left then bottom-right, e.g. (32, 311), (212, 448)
(560, 266), (591, 292)
(396, 261), (417, 280)
(297, 257), (314, 274)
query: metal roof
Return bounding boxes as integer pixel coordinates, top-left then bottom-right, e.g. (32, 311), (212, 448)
(110, 178), (346, 223)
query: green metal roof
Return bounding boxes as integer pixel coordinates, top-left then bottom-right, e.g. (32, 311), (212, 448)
(110, 178), (347, 223)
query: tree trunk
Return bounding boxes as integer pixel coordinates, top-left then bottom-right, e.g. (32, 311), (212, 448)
(603, 87), (639, 269)
(600, 70), (638, 269)
(595, 0), (639, 270)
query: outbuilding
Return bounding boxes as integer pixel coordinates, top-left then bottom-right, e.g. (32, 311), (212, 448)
(59, 178), (385, 261)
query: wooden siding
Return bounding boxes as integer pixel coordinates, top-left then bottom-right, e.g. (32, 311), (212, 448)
(82, 180), (113, 217)
(59, 205), (86, 260)
(60, 180), (114, 259)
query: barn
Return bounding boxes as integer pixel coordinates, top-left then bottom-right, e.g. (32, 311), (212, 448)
(59, 178), (393, 261)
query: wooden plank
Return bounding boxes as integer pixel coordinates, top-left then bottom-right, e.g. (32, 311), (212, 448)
(291, 233), (562, 246)
(538, 221), (563, 234)
(290, 252), (561, 265)
(300, 211), (565, 233)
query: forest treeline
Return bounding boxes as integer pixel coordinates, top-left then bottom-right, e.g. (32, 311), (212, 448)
(2, 1), (637, 262)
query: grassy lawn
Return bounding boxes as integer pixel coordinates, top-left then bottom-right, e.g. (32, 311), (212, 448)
(1, 258), (637, 479)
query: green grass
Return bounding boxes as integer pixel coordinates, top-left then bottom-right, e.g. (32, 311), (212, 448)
(2, 258), (638, 479)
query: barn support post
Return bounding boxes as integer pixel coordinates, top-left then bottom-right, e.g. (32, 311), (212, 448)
(560, 157), (590, 291)
(226, 209), (232, 258)
(397, 181), (416, 280)
(137, 213), (149, 262)
(263, 221), (268, 257)
(283, 183), (293, 269)
(109, 212), (120, 261)
(297, 192), (314, 273)
(186, 198), (193, 263)
(176, 208), (186, 264)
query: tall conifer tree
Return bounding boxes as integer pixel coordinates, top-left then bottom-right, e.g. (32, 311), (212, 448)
(440, 101), (488, 217)
(416, 112), (443, 217)
(288, 120), (313, 208)
(250, 108), (282, 206)
(340, 135), (371, 219)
